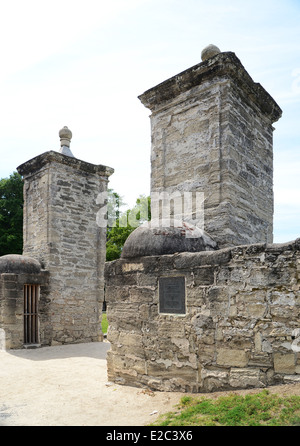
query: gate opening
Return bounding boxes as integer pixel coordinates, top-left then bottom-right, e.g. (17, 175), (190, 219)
(24, 284), (40, 346)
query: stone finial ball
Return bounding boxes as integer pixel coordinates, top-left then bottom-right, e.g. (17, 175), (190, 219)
(201, 44), (221, 61)
(59, 126), (72, 140)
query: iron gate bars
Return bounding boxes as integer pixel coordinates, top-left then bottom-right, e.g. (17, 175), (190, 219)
(24, 284), (40, 345)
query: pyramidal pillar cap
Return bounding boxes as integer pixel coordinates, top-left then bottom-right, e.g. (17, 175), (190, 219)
(59, 126), (74, 157)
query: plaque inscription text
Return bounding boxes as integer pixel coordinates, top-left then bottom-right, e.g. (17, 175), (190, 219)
(159, 277), (185, 314)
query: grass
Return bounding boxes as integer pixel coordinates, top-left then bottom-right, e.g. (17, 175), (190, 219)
(150, 390), (300, 426)
(101, 313), (108, 334)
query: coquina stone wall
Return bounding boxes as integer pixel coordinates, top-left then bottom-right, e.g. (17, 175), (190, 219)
(139, 50), (282, 248)
(105, 239), (300, 392)
(17, 150), (113, 345)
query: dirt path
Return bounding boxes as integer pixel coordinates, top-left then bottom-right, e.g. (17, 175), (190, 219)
(1, 341), (300, 426)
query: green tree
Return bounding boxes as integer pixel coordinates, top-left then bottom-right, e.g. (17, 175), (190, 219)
(106, 192), (151, 261)
(0, 172), (23, 256)
(0, 178), (150, 261)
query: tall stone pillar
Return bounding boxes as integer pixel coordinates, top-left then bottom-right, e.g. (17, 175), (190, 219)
(138, 45), (282, 248)
(17, 127), (113, 345)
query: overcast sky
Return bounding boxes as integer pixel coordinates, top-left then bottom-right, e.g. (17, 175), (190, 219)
(0, 0), (299, 243)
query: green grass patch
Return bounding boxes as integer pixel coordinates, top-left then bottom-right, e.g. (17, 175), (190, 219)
(101, 313), (108, 334)
(150, 390), (300, 426)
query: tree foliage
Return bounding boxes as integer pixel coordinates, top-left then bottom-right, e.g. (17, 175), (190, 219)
(0, 172), (23, 256)
(106, 192), (151, 261)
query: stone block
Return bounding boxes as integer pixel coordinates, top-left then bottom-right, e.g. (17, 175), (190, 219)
(273, 353), (296, 374)
(122, 263), (144, 273)
(200, 368), (229, 392)
(229, 368), (266, 388)
(246, 303), (267, 318)
(216, 348), (248, 367)
(192, 267), (215, 285)
(147, 360), (197, 382)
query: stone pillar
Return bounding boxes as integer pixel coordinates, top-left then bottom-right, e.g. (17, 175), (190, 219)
(138, 45), (282, 248)
(17, 128), (114, 345)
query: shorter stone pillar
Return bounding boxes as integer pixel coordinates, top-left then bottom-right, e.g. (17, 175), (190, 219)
(17, 127), (114, 345)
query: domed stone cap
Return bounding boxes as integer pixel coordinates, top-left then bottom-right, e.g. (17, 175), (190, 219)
(0, 255), (41, 274)
(59, 125), (72, 141)
(201, 44), (221, 61)
(121, 220), (218, 259)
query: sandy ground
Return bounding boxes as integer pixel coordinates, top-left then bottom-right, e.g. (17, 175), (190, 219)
(1, 341), (300, 426)
(0, 341), (183, 426)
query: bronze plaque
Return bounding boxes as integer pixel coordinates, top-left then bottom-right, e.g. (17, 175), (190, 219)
(159, 277), (185, 314)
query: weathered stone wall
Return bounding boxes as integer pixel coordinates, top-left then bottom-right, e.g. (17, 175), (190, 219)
(105, 238), (300, 392)
(139, 51), (282, 248)
(17, 151), (113, 345)
(0, 270), (49, 349)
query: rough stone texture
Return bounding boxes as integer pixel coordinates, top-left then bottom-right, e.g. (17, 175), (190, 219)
(105, 239), (300, 392)
(17, 150), (113, 346)
(121, 221), (218, 258)
(0, 255), (41, 274)
(138, 51), (282, 248)
(0, 269), (49, 349)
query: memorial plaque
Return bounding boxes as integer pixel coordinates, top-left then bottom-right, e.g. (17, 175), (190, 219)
(159, 277), (185, 314)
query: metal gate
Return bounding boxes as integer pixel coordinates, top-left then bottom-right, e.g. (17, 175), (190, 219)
(24, 284), (40, 345)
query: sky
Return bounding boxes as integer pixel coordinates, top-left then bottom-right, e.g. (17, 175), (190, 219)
(0, 0), (299, 243)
